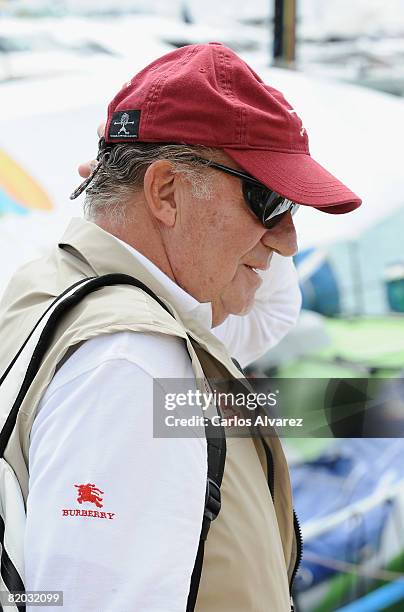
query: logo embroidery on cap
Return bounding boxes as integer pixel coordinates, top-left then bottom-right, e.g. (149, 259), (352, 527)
(61, 483), (116, 520)
(108, 110), (140, 139)
(288, 109), (306, 137)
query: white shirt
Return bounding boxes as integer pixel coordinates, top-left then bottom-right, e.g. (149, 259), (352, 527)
(25, 244), (301, 612)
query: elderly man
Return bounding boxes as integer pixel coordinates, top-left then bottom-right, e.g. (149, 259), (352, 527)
(0, 43), (360, 612)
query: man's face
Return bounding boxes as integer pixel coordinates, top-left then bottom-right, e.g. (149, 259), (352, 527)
(164, 152), (298, 322)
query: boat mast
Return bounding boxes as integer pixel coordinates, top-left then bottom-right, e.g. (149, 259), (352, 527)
(273, 0), (296, 67)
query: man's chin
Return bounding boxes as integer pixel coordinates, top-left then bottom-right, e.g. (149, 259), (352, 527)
(230, 300), (255, 317)
(223, 290), (257, 317)
(211, 275), (259, 326)
(211, 294), (255, 327)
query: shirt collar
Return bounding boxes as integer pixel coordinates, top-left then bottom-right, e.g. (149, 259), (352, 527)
(113, 235), (213, 330)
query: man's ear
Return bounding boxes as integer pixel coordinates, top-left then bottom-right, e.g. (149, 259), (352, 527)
(143, 160), (177, 227)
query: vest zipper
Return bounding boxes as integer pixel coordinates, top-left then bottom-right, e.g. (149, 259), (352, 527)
(289, 509), (303, 601)
(290, 597), (295, 612)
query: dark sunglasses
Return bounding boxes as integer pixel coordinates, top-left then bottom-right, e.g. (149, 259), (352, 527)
(192, 157), (299, 229)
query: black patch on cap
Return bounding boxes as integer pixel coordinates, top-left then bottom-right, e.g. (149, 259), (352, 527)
(108, 110), (141, 139)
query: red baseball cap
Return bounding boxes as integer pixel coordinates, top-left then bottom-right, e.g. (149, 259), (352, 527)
(101, 43), (361, 213)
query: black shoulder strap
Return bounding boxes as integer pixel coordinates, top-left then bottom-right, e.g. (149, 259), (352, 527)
(0, 273), (225, 610)
(0, 274), (173, 456)
(187, 418), (226, 611)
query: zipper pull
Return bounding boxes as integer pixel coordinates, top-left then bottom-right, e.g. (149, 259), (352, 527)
(290, 595), (295, 611)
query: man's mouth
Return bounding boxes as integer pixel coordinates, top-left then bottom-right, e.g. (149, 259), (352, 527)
(243, 259), (271, 274)
(245, 265), (259, 275)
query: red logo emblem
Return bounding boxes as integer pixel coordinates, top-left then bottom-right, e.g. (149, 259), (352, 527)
(61, 483), (115, 520)
(74, 483), (104, 508)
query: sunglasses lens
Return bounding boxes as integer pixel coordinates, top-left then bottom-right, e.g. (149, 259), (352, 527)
(242, 181), (270, 219)
(243, 181), (298, 228)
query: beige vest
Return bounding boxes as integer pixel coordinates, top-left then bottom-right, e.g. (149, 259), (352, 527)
(0, 217), (298, 611)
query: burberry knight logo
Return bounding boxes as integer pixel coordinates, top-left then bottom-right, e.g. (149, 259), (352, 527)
(61, 483), (116, 520)
(75, 483), (104, 507)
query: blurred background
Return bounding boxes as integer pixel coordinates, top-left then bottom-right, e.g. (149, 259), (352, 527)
(1, 1), (404, 610)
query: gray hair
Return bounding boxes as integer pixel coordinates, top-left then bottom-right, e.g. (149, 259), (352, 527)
(83, 142), (218, 225)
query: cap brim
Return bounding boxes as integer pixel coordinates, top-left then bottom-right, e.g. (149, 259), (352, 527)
(223, 148), (362, 214)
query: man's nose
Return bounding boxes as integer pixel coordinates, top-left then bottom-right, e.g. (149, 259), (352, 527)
(261, 211), (298, 256)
